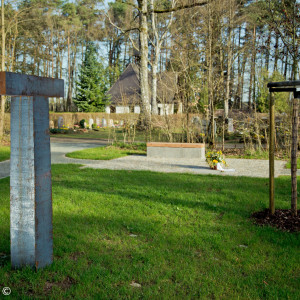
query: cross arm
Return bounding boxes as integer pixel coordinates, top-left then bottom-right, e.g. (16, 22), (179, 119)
(0, 72), (64, 97)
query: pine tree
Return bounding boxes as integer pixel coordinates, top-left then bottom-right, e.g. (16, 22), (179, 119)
(74, 42), (110, 112)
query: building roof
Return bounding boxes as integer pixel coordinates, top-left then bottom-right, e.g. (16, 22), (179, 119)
(107, 63), (177, 106)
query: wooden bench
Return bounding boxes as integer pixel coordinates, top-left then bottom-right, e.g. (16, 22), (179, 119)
(147, 142), (205, 160)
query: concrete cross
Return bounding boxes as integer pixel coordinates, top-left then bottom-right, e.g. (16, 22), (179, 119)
(0, 72), (64, 269)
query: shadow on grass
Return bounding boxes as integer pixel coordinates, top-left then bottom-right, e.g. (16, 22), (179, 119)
(0, 166), (298, 266)
(173, 164), (211, 170)
(51, 165), (270, 213)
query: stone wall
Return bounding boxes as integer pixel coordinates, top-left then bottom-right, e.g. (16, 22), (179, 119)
(49, 113), (139, 128)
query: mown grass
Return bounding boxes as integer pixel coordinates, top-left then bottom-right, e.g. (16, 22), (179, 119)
(286, 158), (300, 169)
(226, 149), (292, 163)
(66, 143), (146, 160)
(226, 149), (270, 160)
(0, 146), (10, 162)
(51, 128), (152, 142)
(0, 165), (299, 299)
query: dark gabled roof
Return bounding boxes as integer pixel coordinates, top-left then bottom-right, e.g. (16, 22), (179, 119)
(107, 63), (141, 105)
(107, 63), (178, 106)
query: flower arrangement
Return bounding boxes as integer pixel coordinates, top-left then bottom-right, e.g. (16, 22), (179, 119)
(206, 150), (227, 169)
(60, 125), (69, 132)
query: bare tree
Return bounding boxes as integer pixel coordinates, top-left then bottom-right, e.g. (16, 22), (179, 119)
(149, 0), (175, 115)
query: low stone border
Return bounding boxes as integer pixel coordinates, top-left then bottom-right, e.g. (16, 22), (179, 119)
(147, 142), (205, 160)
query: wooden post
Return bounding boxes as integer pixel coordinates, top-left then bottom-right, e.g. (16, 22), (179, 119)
(267, 81), (300, 216)
(291, 92), (299, 216)
(269, 92), (275, 214)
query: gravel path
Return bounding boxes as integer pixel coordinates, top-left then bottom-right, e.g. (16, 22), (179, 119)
(0, 138), (296, 179)
(78, 156), (293, 178)
(0, 138), (106, 179)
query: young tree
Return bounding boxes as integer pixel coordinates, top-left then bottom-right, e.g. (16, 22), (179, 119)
(74, 42), (110, 112)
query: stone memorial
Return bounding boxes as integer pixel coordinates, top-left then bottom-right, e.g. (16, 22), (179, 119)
(58, 116), (64, 129)
(49, 120), (54, 129)
(102, 118), (107, 127)
(120, 120), (124, 126)
(89, 118), (94, 128)
(228, 118), (234, 133)
(0, 72), (64, 269)
(108, 119), (114, 127)
(192, 116), (201, 127)
(96, 118), (101, 126)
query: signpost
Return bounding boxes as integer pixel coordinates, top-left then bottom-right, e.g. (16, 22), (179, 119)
(0, 72), (64, 269)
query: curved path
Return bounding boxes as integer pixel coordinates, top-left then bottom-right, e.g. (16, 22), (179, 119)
(73, 156), (293, 178)
(0, 137), (296, 179)
(0, 137), (107, 179)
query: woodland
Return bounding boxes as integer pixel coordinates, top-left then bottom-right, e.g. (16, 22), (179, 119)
(0, 0), (299, 139)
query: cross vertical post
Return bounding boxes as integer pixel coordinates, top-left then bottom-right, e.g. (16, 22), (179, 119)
(0, 72), (64, 269)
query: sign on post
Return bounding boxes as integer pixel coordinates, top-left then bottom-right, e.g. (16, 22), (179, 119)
(0, 72), (64, 269)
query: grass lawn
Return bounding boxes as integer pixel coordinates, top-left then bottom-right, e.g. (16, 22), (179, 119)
(226, 150), (270, 160)
(51, 128), (154, 142)
(286, 158), (300, 169)
(0, 146), (10, 162)
(0, 165), (299, 299)
(66, 143), (146, 160)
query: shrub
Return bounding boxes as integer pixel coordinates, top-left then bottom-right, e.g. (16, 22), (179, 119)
(112, 142), (147, 151)
(79, 119), (86, 128)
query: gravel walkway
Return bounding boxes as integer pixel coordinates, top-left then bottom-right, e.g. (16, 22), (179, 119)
(77, 156), (293, 178)
(0, 138), (296, 179)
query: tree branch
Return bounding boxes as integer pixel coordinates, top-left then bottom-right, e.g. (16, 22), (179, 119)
(152, 1), (208, 14)
(116, 0), (140, 12)
(105, 12), (139, 51)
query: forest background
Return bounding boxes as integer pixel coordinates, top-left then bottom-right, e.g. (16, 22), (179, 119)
(0, 0), (299, 140)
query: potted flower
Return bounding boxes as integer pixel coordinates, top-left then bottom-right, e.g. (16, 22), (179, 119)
(206, 150), (227, 170)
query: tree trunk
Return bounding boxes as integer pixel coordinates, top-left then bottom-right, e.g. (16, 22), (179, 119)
(284, 47), (288, 79)
(225, 1), (233, 119)
(10, 23), (17, 72)
(51, 28), (54, 78)
(208, 2), (214, 147)
(150, 0), (158, 115)
(265, 29), (271, 72)
(151, 50), (159, 115)
(0, 0), (5, 141)
(67, 41), (77, 112)
(273, 34), (279, 73)
(138, 0), (151, 129)
(248, 26), (256, 110)
(240, 51), (247, 109)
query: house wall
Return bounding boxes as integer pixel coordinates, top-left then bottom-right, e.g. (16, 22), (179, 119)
(177, 103), (183, 114)
(105, 106), (110, 114)
(158, 104), (174, 115)
(134, 106), (140, 114)
(116, 106), (130, 114)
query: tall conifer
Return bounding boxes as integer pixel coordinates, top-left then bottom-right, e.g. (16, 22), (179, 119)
(74, 42), (110, 112)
